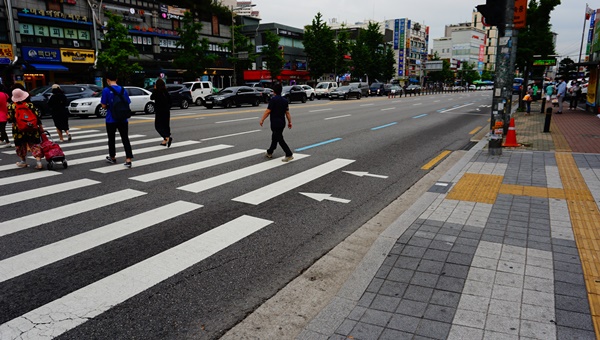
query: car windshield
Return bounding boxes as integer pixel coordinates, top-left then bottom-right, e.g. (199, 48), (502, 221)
(282, 86), (293, 91)
(316, 83), (328, 89)
(370, 83), (382, 89)
(30, 86), (51, 96)
(338, 86), (351, 91)
(218, 89), (234, 94)
(182, 83), (192, 89)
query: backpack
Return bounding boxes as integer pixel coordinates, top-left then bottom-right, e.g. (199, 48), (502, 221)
(108, 86), (132, 121)
(14, 102), (39, 132)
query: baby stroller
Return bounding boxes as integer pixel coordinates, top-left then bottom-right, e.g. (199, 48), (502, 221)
(40, 130), (68, 169)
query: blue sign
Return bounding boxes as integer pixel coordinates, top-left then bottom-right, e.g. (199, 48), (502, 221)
(0, 58), (10, 65)
(22, 47), (61, 62)
(394, 19), (399, 50)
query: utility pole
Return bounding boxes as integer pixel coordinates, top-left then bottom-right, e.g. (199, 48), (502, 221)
(478, 0), (517, 155)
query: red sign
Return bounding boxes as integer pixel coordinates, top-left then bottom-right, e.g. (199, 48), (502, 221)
(514, 0), (527, 29)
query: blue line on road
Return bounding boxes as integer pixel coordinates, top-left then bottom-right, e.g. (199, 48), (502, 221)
(371, 122), (398, 131)
(412, 114), (428, 119)
(295, 138), (342, 152)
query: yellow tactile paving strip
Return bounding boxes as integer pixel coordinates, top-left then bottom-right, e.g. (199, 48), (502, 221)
(555, 152), (600, 337)
(447, 154), (600, 336)
(550, 119), (572, 152)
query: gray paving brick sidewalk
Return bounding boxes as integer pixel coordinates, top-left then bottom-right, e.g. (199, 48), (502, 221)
(299, 137), (600, 340)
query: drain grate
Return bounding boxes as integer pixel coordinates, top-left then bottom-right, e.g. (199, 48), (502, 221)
(461, 141), (477, 151)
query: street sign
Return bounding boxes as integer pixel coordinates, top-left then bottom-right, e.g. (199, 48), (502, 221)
(533, 59), (556, 66)
(0, 58), (10, 65)
(514, 0), (527, 29)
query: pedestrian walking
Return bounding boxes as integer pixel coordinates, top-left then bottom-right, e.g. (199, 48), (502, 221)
(523, 93), (532, 115)
(569, 81), (580, 110)
(150, 78), (172, 147)
(532, 83), (539, 101)
(47, 84), (72, 142)
(0, 84), (11, 147)
(100, 71), (134, 168)
(8, 88), (44, 169)
(556, 78), (567, 114)
(545, 82), (554, 102)
(259, 84), (293, 162)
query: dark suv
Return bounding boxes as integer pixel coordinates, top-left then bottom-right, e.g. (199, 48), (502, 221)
(29, 84), (102, 117)
(166, 84), (192, 109)
(368, 82), (386, 96)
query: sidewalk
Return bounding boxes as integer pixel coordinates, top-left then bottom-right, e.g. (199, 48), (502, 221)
(298, 101), (600, 339)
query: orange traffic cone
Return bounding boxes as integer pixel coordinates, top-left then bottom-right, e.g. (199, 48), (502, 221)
(502, 117), (520, 147)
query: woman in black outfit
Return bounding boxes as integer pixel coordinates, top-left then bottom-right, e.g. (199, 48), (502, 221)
(47, 84), (71, 142)
(150, 79), (172, 147)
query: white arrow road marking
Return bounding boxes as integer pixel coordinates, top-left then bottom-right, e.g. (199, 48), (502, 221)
(233, 158), (355, 205)
(0, 215), (272, 339)
(343, 171), (388, 179)
(0, 189), (147, 237)
(0, 201), (202, 283)
(300, 192), (350, 204)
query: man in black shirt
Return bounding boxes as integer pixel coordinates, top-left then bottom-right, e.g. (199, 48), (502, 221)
(259, 84), (293, 162)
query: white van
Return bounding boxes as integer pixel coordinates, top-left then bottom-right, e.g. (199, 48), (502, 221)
(182, 81), (214, 106)
(315, 82), (338, 99)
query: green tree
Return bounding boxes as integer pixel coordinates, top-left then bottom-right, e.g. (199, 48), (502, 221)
(303, 13), (336, 80)
(382, 46), (396, 82)
(351, 22), (391, 82)
(96, 11), (141, 83)
(334, 25), (351, 77)
(225, 22), (255, 86)
(461, 62), (481, 84)
(557, 57), (577, 79)
(481, 69), (493, 81)
(261, 31), (284, 81)
(428, 60), (454, 84)
(174, 11), (216, 80)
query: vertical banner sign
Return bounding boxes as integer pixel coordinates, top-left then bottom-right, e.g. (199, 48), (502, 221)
(479, 45), (485, 62)
(394, 19), (399, 50)
(587, 10), (597, 55)
(513, 0), (527, 29)
(399, 19), (405, 76)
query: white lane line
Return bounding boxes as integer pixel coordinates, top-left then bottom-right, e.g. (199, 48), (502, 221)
(172, 112), (210, 116)
(0, 201), (202, 283)
(215, 117), (257, 124)
(0, 189), (146, 237)
(359, 103), (374, 107)
(0, 171), (61, 187)
(310, 108), (333, 112)
(0, 179), (100, 207)
(232, 158), (355, 205)
(392, 101), (403, 103)
(200, 130), (260, 141)
(178, 154), (310, 193)
(0, 215), (272, 339)
(325, 114), (351, 120)
(434, 100), (441, 103)
(381, 107), (396, 111)
(130, 148), (265, 183)
(69, 141), (200, 166)
(129, 116), (155, 120)
(52, 138), (165, 156)
(91, 144), (233, 174)
(413, 103), (423, 106)
(439, 103), (474, 113)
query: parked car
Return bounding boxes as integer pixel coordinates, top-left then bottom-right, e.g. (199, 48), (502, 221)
(406, 84), (422, 95)
(257, 87), (274, 103)
(182, 80), (214, 106)
(349, 82), (369, 97)
(282, 85), (307, 103)
(166, 84), (192, 109)
(301, 85), (316, 101)
(329, 85), (362, 100)
(368, 82), (386, 96)
(68, 86), (155, 118)
(314, 81), (338, 99)
(30, 84), (102, 117)
(389, 85), (404, 96)
(203, 86), (262, 109)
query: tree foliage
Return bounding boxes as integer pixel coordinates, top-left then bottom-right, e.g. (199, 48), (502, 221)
(174, 11), (216, 80)
(261, 31), (284, 81)
(350, 22), (393, 82)
(557, 57), (577, 79)
(226, 23), (255, 86)
(303, 13), (336, 80)
(334, 25), (351, 77)
(96, 11), (141, 83)
(427, 60), (454, 84)
(460, 62), (481, 84)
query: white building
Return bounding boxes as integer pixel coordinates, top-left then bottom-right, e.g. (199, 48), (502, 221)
(384, 18), (429, 83)
(432, 22), (487, 73)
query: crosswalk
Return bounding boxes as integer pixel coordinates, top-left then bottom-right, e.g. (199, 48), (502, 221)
(0, 124), (366, 338)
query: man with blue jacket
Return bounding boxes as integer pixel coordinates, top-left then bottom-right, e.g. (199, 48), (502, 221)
(556, 78), (567, 114)
(101, 71), (133, 168)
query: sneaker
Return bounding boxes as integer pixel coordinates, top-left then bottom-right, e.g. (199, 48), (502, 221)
(68, 135), (72, 142)
(105, 156), (117, 164)
(123, 162), (132, 169)
(265, 152), (273, 159)
(16, 161), (28, 168)
(282, 156), (294, 162)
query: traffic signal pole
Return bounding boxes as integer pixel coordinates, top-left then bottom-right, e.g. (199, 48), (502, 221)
(486, 0), (517, 155)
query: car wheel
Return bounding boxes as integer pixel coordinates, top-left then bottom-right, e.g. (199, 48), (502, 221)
(343, 94), (347, 100)
(310, 94), (315, 101)
(253, 98), (260, 106)
(195, 98), (203, 106)
(301, 95), (307, 103)
(95, 105), (107, 118)
(180, 99), (189, 109)
(144, 102), (155, 115)
(357, 93), (361, 99)
(225, 100), (233, 108)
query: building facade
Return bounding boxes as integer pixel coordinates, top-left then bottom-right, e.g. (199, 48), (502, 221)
(432, 22), (488, 76)
(384, 18), (429, 84)
(1, 0), (236, 90)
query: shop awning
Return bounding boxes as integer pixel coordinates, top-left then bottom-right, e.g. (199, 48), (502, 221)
(30, 63), (69, 72)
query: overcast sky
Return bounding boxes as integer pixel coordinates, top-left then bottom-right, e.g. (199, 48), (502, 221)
(251, 0), (592, 62)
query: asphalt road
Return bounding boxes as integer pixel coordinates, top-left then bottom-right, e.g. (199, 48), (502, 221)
(0, 90), (492, 339)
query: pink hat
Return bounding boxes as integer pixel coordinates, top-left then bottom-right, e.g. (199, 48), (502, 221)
(11, 88), (29, 103)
